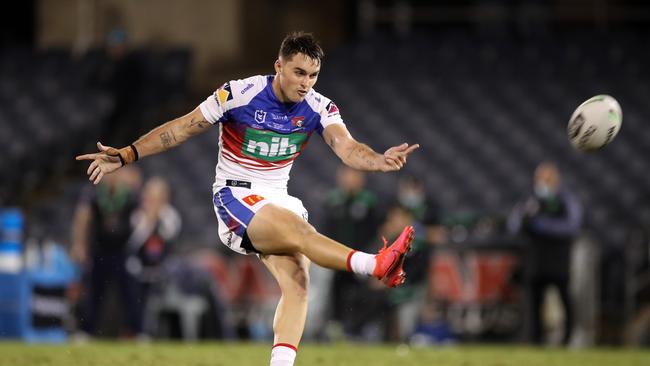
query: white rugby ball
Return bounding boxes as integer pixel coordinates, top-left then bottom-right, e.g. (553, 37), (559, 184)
(567, 95), (622, 151)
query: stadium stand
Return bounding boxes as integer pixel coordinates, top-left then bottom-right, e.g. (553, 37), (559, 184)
(4, 31), (647, 254)
(0, 47), (113, 203)
(0, 46), (192, 240)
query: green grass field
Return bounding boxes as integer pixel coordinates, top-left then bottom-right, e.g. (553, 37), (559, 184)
(0, 342), (648, 366)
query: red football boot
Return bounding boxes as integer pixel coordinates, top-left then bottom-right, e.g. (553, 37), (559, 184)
(373, 225), (415, 287)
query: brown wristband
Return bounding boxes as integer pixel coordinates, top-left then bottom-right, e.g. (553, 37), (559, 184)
(105, 144), (139, 167)
(129, 144), (139, 161)
(119, 145), (137, 165)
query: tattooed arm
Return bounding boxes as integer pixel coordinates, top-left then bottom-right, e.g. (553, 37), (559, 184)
(131, 107), (211, 158)
(76, 107), (213, 184)
(322, 124), (419, 173)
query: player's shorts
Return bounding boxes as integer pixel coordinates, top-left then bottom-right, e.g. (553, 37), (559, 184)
(212, 180), (309, 256)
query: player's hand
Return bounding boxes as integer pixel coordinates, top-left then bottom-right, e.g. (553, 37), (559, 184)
(75, 142), (125, 184)
(381, 143), (420, 172)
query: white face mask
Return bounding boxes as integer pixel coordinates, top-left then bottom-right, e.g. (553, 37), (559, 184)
(534, 183), (556, 199)
(398, 190), (424, 208)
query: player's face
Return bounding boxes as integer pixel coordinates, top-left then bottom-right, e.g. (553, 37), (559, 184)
(274, 53), (320, 103)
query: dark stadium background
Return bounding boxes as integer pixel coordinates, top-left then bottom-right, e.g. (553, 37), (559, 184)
(1, 0), (649, 349)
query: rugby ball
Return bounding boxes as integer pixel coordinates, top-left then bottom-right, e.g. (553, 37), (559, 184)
(567, 95), (622, 151)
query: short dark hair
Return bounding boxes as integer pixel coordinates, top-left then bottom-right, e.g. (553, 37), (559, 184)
(279, 31), (324, 62)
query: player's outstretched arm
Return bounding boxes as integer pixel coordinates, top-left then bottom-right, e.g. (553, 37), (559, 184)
(323, 124), (419, 172)
(76, 106), (212, 184)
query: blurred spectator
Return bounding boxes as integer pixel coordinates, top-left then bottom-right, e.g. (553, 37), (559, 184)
(94, 27), (145, 144)
(321, 165), (381, 340)
(70, 166), (142, 337)
(409, 302), (455, 346)
(624, 223), (650, 346)
(396, 175), (447, 246)
(126, 176), (181, 336)
(507, 162), (583, 345)
(325, 166), (380, 254)
(380, 203), (428, 342)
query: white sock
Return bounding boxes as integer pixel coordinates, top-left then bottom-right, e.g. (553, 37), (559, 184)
(348, 251), (376, 276)
(270, 344), (297, 366)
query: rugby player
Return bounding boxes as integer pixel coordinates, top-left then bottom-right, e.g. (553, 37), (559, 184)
(77, 32), (419, 366)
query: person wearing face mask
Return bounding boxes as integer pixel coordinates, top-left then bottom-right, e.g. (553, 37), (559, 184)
(397, 176), (446, 246)
(507, 162), (583, 345)
(321, 166), (380, 340)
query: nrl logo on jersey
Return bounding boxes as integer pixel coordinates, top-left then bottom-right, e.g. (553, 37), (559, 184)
(255, 109), (267, 123)
(242, 128), (307, 162)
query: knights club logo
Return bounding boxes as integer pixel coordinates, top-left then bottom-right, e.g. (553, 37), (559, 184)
(291, 116), (305, 127)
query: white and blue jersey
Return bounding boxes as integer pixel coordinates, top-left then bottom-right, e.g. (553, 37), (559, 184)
(199, 74), (344, 190)
(199, 75), (344, 254)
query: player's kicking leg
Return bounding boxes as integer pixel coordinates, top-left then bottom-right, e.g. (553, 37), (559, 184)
(247, 203), (414, 286)
(214, 190), (414, 366)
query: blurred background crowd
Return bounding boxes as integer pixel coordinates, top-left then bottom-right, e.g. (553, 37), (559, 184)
(1, 0), (649, 348)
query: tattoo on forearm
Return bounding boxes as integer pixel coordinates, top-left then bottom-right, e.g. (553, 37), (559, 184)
(366, 158), (376, 168)
(347, 145), (368, 160)
(346, 146), (359, 160)
(189, 117), (210, 130)
(160, 131), (175, 148)
(348, 144), (377, 169)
